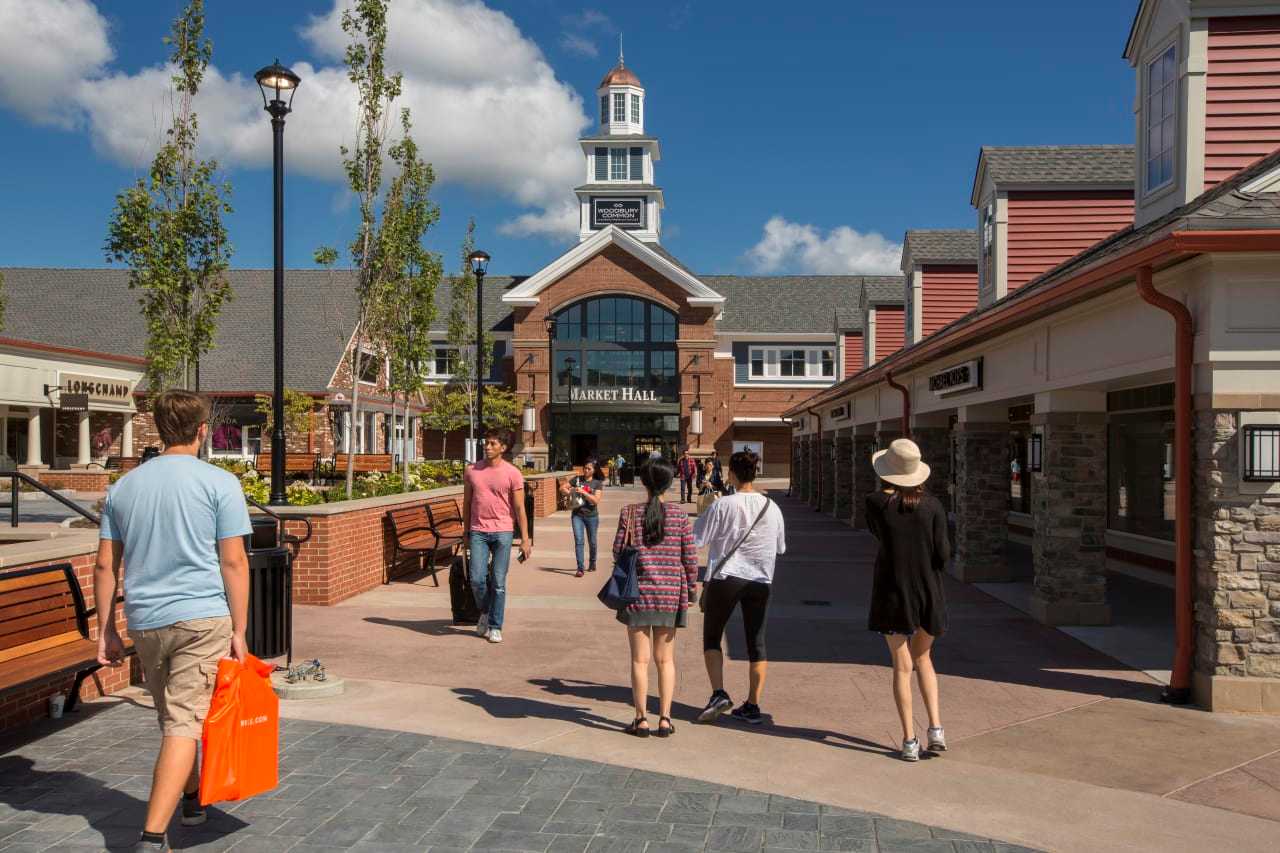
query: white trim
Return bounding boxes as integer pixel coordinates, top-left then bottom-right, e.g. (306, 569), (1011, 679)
(502, 226), (725, 307)
(1241, 163), (1280, 193)
(716, 331), (836, 340)
(732, 417), (789, 425)
(734, 382), (837, 390)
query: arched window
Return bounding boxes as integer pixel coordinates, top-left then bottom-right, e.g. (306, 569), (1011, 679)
(551, 296), (677, 399)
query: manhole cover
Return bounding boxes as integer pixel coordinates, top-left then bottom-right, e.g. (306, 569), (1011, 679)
(801, 600), (832, 606)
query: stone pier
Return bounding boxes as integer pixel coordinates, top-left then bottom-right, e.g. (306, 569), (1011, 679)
(851, 427), (878, 529)
(951, 410), (1011, 582)
(833, 429), (854, 521)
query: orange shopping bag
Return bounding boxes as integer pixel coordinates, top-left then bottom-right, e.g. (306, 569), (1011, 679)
(199, 654), (279, 805)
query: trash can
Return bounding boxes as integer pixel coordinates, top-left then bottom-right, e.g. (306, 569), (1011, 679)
(524, 487), (535, 543)
(244, 517), (291, 660)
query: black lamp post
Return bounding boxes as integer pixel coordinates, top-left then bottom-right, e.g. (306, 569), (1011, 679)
(468, 250), (490, 458)
(564, 354), (576, 466)
(255, 59), (301, 505)
(544, 318), (557, 464)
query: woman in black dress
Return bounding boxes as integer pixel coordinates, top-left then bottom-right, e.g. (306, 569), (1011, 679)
(866, 439), (951, 762)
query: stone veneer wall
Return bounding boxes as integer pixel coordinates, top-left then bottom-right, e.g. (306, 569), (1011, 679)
(851, 434), (877, 529)
(1194, 411), (1280, 712)
(819, 434), (835, 514)
(951, 423), (1011, 582)
(913, 427), (952, 513)
(833, 431), (853, 521)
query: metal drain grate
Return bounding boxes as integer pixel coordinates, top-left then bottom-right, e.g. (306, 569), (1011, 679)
(801, 600), (832, 607)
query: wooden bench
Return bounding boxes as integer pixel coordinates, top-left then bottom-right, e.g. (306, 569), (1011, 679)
(335, 453), (394, 475)
(255, 453), (320, 479)
(384, 498), (466, 586)
(105, 456), (141, 472)
(0, 563), (134, 713)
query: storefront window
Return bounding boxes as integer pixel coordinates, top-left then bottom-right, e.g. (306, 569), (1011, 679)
(211, 422), (261, 458)
(1108, 411), (1175, 540)
(551, 296), (678, 401)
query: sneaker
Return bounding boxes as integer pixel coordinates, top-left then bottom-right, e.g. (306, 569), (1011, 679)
(901, 738), (921, 762)
(476, 613), (489, 638)
(926, 726), (947, 752)
(488, 628), (503, 644)
(696, 690), (733, 723)
(729, 702), (765, 725)
(131, 835), (170, 852)
(180, 792), (206, 826)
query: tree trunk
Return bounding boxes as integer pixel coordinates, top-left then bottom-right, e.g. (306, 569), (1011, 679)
(346, 332), (362, 499)
(401, 394), (410, 490)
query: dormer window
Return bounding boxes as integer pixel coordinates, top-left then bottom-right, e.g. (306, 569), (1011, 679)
(630, 93), (641, 124)
(613, 92), (627, 123)
(600, 95), (607, 125)
(1145, 44), (1177, 193)
(609, 148), (628, 180)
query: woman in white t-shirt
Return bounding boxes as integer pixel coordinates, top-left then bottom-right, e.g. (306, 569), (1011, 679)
(691, 450), (786, 725)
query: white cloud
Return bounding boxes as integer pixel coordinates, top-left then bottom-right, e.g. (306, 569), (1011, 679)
(0, 0), (589, 240)
(0, 0), (112, 127)
(746, 216), (902, 275)
(560, 33), (599, 58)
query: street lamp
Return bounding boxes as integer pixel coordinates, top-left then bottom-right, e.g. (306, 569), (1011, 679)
(564, 354), (577, 467)
(544, 318), (557, 465)
(688, 353), (703, 442)
(469, 250), (490, 460)
(255, 59), (301, 505)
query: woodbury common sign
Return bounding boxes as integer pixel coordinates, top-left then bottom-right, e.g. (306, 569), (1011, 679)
(590, 198), (644, 229)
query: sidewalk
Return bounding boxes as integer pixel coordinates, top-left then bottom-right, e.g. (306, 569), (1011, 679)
(268, 484), (1280, 853)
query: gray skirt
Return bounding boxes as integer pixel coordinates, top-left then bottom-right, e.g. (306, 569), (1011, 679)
(617, 608), (688, 628)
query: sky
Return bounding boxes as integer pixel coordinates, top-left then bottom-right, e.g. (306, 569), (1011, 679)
(0, 0), (1141, 278)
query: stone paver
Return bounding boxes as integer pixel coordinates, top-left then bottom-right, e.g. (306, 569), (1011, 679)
(0, 703), (1038, 853)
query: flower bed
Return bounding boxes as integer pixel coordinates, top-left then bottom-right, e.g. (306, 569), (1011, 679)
(211, 458), (469, 506)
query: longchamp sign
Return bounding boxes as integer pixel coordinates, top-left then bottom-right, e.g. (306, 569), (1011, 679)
(59, 373), (135, 406)
(928, 358), (983, 397)
(591, 197), (644, 229)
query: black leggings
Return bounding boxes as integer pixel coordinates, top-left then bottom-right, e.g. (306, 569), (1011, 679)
(702, 577), (772, 662)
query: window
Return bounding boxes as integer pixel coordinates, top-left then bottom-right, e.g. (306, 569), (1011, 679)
(594, 146), (607, 181)
(609, 147), (627, 180)
(1145, 45), (1177, 192)
(780, 349), (806, 377)
(551, 297), (678, 400)
(613, 92), (626, 122)
(649, 303), (676, 341)
(1243, 425), (1280, 481)
(1108, 411), (1176, 540)
(630, 147), (643, 181)
(630, 93), (641, 124)
(431, 346), (458, 378)
(821, 350), (835, 377)
(357, 350), (381, 384)
(745, 346), (836, 380)
(751, 350), (765, 377)
(600, 95), (608, 125)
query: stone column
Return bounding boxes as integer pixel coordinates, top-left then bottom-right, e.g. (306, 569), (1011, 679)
(76, 411), (92, 466)
(808, 434), (821, 509)
(1029, 403), (1110, 626)
(951, 410), (1011, 582)
(819, 432), (835, 513)
(911, 415), (953, 513)
(24, 409), (42, 467)
(851, 427), (878, 529)
(1193, 409), (1280, 712)
(833, 429), (854, 521)
(121, 414), (134, 457)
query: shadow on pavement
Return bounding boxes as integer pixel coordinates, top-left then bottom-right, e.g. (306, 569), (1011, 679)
(452, 687), (626, 733)
(364, 616), (475, 636)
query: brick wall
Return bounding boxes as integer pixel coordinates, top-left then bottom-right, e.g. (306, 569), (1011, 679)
(35, 471), (110, 492)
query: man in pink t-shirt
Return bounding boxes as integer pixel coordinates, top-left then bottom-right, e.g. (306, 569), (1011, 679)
(463, 428), (532, 643)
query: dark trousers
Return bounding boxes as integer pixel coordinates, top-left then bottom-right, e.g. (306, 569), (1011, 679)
(680, 477), (694, 502)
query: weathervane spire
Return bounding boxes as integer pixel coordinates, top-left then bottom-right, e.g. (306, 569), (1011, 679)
(619, 33), (624, 67)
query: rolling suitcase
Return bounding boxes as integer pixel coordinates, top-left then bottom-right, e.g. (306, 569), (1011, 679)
(448, 554), (481, 625)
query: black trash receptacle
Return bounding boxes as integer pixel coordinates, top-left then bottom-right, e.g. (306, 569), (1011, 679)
(243, 516), (291, 660)
(524, 487), (534, 543)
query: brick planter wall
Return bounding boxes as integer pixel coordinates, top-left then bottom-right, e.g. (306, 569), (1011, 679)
(31, 471), (111, 492)
(1, 539), (139, 733)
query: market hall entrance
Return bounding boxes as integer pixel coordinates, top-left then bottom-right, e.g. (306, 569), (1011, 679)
(551, 411), (679, 469)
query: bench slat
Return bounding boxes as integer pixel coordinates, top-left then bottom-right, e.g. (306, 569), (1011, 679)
(0, 572), (66, 594)
(0, 638), (103, 691)
(0, 630), (83, 665)
(0, 608), (77, 643)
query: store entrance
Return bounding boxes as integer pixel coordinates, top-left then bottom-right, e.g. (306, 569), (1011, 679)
(550, 410), (678, 470)
(633, 435), (665, 467)
(571, 435), (598, 466)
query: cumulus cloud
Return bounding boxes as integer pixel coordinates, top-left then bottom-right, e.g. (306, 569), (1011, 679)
(0, 0), (589, 240)
(746, 216), (902, 275)
(0, 0), (112, 127)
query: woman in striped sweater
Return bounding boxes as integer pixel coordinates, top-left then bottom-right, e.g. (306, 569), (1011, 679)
(612, 458), (698, 738)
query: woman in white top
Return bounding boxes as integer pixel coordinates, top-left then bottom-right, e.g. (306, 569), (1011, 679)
(691, 450), (786, 725)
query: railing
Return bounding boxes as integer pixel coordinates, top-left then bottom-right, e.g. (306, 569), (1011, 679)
(244, 494), (313, 546)
(0, 471), (101, 528)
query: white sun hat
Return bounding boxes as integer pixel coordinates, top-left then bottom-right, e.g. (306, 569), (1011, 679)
(871, 438), (931, 488)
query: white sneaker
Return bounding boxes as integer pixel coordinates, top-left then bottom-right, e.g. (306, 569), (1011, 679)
(901, 738), (920, 762)
(476, 613), (489, 638)
(927, 726), (947, 752)
(488, 628), (503, 644)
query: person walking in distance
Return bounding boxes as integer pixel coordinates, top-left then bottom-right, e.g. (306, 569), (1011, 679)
(607, 454), (619, 487)
(560, 457), (605, 577)
(677, 447), (698, 503)
(693, 451), (786, 725)
(865, 438), (951, 761)
(613, 458), (698, 737)
(463, 428), (533, 644)
(93, 391), (252, 852)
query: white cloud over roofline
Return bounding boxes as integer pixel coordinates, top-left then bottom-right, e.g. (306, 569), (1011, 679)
(746, 215), (902, 275)
(0, 0), (588, 241)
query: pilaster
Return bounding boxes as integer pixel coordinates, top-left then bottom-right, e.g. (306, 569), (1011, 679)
(951, 421), (1011, 582)
(833, 429), (854, 521)
(851, 426), (878, 530)
(819, 432), (835, 514)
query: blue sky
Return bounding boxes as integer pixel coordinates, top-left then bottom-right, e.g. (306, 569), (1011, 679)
(0, 0), (1140, 278)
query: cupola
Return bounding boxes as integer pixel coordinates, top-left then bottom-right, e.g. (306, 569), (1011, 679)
(597, 44), (644, 136)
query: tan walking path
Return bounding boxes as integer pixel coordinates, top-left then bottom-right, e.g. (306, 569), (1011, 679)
(277, 484), (1280, 853)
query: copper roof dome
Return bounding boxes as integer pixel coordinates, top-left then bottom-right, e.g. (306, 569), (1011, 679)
(599, 62), (641, 89)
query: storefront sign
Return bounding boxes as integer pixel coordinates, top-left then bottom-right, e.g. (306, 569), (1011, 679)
(569, 386), (660, 403)
(59, 393), (89, 412)
(792, 417), (805, 431)
(591, 197), (644, 229)
(928, 358), (982, 397)
(831, 404), (849, 421)
(59, 372), (135, 406)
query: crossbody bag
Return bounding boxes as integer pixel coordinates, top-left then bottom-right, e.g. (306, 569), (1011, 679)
(698, 496), (772, 612)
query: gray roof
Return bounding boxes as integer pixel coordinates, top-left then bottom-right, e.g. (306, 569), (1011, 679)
(701, 276), (890, 334)
(834, 306), (862, 332)
(901, 229), (978, 268)
(0, 268), (515, 393)
(973, 145), (1134, 203)
(859, 277), (905, 306)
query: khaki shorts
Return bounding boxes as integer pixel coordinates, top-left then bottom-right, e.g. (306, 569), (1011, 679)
(133, 616), (233, 739)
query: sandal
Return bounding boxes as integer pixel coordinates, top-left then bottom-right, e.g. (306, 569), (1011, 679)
(625, 716), (650, 738)
(654, 716), (675, 738)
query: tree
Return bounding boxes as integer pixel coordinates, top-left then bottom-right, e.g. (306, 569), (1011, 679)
(104, 0), (232, 392)
(254, 388), (315, 445)
(445, 219), (494, 454)
(420, 385), (468, 460)
(480, 386), (522, 433)
(338, 0), (404, 498)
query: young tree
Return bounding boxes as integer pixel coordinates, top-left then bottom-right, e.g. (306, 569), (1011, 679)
(338, 0), (403, 498)
(480, 386), (522, 432)
(420, 384), (468, 460)
(254, 388), (315, 442)
(445, 219), (494, 456)
(105, 0), (232, 392)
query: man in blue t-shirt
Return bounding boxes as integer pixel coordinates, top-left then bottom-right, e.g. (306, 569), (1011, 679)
(95, 390), (251, 852)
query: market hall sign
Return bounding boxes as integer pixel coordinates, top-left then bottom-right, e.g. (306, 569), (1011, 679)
(591, 197), (644, 230)
(569, 386), (661, 403)
(59, 373), (135, 406)
(928, 358), (983, 397)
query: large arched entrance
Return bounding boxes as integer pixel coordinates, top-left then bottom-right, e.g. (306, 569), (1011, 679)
(549, 295), (680, 468)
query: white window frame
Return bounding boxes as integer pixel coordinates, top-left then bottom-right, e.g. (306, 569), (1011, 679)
(210, 422), (261, 459)
(428, 345), (459, 380)
(1145, 43), (1177, 195)
(612, 92), (626, 123)
(747, 346), (837, 380)
(356, 348), (383, 386)
(609, 147), (628, 181)
(630, 92), (641, 124)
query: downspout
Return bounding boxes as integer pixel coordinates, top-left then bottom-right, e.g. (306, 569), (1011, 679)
(1136, 265), (1194, 705)
(885, 369), (912, 439)
(807, 406), (822, 512)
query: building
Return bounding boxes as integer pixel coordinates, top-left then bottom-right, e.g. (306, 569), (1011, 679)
(789, 0), (1280, 714)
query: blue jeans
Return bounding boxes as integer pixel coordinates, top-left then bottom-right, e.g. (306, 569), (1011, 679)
(468, 531), (513, 629)
(571, 513), (599, 572)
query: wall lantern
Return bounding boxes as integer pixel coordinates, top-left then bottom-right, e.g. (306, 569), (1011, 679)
(1243, 424), (1280, 481)
(522, 399), (536, 436)
(1029, 432), (1043, 473)
(689, 401), (703, 436)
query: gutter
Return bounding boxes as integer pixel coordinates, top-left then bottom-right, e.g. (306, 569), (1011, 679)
(807, 406), (822, 512)
(1135, 265), (1194, 705)
(885, 370), (911, 439)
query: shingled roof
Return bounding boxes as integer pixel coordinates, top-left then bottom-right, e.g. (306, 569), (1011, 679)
(901, 229), (978, 269)
(701, 276), (880, 334)
(0, 268), (515, 393)
(971, 145), (1134, 205)
(859, 277), (905, 306)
